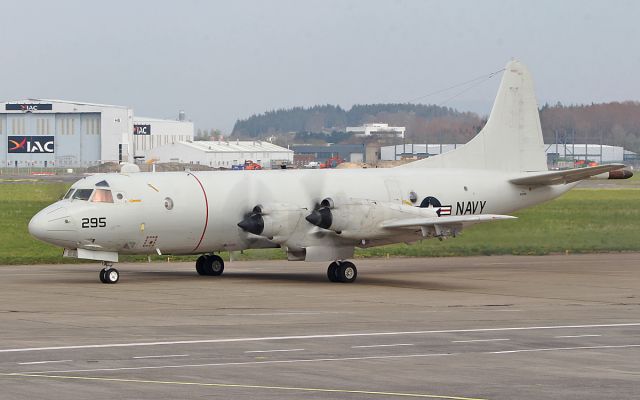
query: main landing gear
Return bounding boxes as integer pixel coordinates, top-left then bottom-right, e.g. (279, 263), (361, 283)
(196, 254), (225, 276)
(327, 260), (357, 283)
(99, 262), (119, 284)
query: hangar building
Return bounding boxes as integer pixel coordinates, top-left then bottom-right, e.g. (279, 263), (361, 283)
(1, 99), (193, 168)
(144, 140), (294, 169)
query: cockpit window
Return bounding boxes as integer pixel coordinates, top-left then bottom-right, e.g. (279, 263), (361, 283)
(96, 180), (110, 187)
(92, 189), (114, 203)
(72, 189), (94, 201)
(63, 189), (75, 199)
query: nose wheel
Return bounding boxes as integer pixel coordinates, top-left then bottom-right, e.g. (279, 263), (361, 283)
(99, 263), (120, 284)
(327, 260), (357, 283)
(196, 254), (225, 276)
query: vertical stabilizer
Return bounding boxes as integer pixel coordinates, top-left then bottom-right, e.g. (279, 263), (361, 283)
(401, 60), (547, 172)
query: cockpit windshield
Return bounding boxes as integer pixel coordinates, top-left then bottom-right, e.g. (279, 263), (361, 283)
(63, 188), (75, 199)
(72, 189), (94, 201)
(92, 189), (114, 203)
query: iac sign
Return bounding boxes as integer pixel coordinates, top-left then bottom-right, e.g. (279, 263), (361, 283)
(133, 124), (151, 135)
(8, 136), (55, 153)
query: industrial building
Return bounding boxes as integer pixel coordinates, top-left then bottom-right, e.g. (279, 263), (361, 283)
(144, 140), (294, 169)
(381, 144), (463, 161)
(1, 99), (193, 168)
(292, 144), (370, 164)
(381, 143), (632, 164)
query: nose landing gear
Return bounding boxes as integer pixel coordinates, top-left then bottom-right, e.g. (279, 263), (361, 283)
(327, 260), (357, 283)
(196, 254), (225, 276)
(99, 262), (120, 284)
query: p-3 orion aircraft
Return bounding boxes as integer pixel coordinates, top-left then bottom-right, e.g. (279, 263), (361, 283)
(29, 61), (631, 284)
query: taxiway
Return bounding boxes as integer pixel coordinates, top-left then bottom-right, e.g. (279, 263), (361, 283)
(0, 254), (639, 399)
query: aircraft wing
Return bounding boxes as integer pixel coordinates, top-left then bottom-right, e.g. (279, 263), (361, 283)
(381, 214), (516, 230)
(509, 164), (626, 186)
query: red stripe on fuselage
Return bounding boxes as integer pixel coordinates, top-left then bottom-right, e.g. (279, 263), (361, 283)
(189, 173), (209, 252)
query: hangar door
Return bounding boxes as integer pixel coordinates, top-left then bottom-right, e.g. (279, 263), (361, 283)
(55, 113), (101, 166)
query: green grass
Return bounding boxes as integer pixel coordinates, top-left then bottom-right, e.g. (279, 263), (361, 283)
(1, 182), (638, 265)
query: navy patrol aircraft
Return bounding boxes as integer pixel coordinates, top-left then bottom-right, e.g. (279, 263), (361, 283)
(28, 61), (631, 284)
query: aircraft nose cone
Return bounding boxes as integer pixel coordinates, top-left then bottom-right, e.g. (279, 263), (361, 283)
(28, 212), (47, 240)
(28, 205), (76, 246)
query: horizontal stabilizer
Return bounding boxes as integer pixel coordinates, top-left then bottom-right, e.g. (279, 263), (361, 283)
(381, 214), (516, 230)
(509, 164), (626, 186)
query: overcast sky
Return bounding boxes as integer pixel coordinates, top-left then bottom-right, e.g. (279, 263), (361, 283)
(2, 0), (639, 132)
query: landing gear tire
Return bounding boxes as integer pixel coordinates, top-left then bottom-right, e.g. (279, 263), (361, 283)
(327, 261), (357, 283)
(196, 255), (207, 276)
(337, 261), (357, 283)
(327, 262), (340, 282)
(99, 267), (119, 284)
(196, 254), (225, 276)
(206, 255), (225, 276)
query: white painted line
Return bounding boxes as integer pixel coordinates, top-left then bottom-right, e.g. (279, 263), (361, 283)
(23, 353), (457, 374)
(452, 339), (510, 343)
(245, 349), (305, 354)
(489, 344), (640, 354)
(352, 344), (414, 349)
(18, 360), (72, 365)
(226, 311), (353, 316)
(2, 322), (639, 353)
(133, 354), (189, 359)
(554, 334), (602, 339)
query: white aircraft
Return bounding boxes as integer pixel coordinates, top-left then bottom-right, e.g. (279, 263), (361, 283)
(29, 61), (630, 284)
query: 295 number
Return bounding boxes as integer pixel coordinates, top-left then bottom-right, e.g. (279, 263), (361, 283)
(81, 217), (106, 228)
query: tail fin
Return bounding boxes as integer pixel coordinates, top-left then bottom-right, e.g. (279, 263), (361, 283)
(401, 60), (547, 172)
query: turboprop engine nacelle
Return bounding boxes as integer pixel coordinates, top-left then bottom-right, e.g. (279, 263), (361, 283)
(237, 204), (304, 242)
(305, 197), (439, 240)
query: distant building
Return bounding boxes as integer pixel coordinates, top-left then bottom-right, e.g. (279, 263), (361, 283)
(381, 143), (630, 164)
(145, 140), (293, 169)
(292, 144), (367, 163)
(545, 143), (625, 164)
(381, 144), (462, 161)
(346, 123), (405, 138)
(0, 99), (193, 168)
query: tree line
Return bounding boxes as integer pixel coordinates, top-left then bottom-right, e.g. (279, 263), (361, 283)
(227, 101), (640, 152)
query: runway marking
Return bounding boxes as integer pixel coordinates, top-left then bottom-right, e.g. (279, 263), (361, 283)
(132, 354), (189, 359)
(1, 322), (638, 354)
(554, 335), (602, 339)
(451, 339), (510, 343)
(244, 349), (305, 353)
(352, 344), (414, 348)
(488, 344), (640, 354)
(1, 373), (487, 400)
(21, 353), (456, 374)
(226, 311), (353, 316)
(17, 360), (72, 365)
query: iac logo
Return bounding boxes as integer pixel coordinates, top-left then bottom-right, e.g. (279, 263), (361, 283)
(8, 136), (55, 153)
(133, 124), (151, 135)
(21, 104), (39, 112)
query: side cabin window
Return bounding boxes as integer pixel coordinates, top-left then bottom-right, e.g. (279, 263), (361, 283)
(92, 189), (114, 203)
(72, 189), (93, 201)
(63, 189), (75, 199)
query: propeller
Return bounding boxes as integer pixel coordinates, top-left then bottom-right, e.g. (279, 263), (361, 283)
(237, 205), (265, 235)
(305, 198), (333, 229)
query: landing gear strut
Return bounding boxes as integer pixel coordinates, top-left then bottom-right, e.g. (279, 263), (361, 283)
(99, 262), (120, 284)
(196, 254), (225, 276)
(327, 260), (357, 283)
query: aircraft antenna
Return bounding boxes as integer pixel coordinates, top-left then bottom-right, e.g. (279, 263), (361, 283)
(406, 67), (505, 104)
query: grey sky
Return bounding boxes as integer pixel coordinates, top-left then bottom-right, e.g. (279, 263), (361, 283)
(2, 0), (639, 133)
